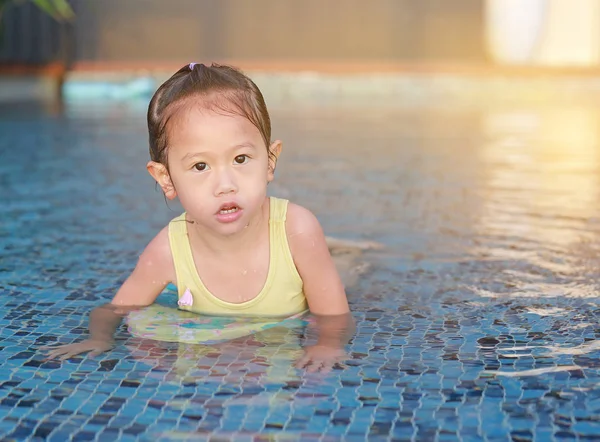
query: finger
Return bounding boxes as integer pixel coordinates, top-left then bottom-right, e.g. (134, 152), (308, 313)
(88, 350), (102, 358)
(320, 361), (334, 373)
(44, 349), (67, 360)
(335, 355), (348, 365)
(59, 351), (79, 361)
(295, 354), (311, 369)
(306, 361), (324, 373)
(307, 364), (322, 373)
(46, 345), (76, 355)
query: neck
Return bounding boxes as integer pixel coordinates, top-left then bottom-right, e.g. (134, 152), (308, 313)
(187, 197), (269, 255)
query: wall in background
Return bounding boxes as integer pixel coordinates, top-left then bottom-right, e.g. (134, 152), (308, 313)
(0, 2), (67, 64)
(0, 0), (486, 66)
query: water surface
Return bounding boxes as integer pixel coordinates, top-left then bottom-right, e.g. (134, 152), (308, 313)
(1, 100), (599, 441)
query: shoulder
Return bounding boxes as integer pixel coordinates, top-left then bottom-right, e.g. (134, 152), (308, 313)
(137, 225), (174, 272)
(285, 202), (327, 260)
(285, 202), (324, 240)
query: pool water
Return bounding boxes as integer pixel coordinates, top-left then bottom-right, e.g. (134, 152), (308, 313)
(1, 100), (600, 441)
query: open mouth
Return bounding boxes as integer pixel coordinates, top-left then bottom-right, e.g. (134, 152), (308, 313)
(217, 203), (240, 215)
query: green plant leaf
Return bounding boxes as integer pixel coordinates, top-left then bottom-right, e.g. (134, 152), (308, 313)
(31, 0), (74, 21)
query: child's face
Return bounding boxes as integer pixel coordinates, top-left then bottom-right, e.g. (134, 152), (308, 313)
(153, 108), (279, 235)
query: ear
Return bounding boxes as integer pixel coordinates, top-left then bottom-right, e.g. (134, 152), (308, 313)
(267, 140), (282, 182)
(147, 161), (177, 199)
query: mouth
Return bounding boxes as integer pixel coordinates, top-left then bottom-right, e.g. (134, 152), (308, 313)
(217, 203), (241, 215)
(215, 202), (243, 224)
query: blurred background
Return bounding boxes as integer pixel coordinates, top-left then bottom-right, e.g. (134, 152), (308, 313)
(3, 0), (600, 263)
(3, 0), (600, 261)
(2, 0), (600, 102)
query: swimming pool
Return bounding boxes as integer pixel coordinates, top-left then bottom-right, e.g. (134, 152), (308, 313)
(1, 99), (599, 441)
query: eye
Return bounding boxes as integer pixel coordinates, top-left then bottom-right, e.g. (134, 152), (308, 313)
(234, 155), (249, 164)
(194, 162), (208, 171)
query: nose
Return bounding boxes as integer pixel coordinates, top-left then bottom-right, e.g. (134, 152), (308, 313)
(214, 167), (237, 196)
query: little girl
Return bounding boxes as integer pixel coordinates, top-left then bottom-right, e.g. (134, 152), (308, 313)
(44, 63), (352, 372)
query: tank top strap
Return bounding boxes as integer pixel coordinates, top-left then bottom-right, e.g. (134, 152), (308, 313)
(168, 213), (189, 254)
(268, 197), (301, 286)
(269, 196), (289, 223)
(168, 213), (197, 297)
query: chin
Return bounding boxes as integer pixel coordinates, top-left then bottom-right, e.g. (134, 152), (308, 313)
(217, 223), (248, 237)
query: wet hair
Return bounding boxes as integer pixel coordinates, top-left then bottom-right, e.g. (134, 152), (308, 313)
(147, 63), (272, 167)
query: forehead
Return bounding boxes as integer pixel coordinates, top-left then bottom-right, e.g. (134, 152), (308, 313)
(168, 106), (264, 147)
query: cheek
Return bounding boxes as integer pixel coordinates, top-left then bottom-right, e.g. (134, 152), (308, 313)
(170, 174), (200, 198)
(235, 161), (266, 180)
(251, 157), (270, 176)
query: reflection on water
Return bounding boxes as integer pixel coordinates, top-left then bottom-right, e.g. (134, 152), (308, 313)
(478, 108), (600, 247)
(125, 302), (354, 384)
(465, 108), (600, 299)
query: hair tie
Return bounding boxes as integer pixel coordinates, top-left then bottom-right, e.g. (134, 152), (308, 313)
(189, 62), (197, 70)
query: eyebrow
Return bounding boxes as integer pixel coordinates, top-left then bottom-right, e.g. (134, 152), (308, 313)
(180, 143), (257, 163)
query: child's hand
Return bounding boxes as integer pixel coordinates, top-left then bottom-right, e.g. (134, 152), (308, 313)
(41, 339), (113, 360)
(295, 345), (347, 373)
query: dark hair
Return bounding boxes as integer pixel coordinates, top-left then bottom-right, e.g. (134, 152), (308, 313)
(147, 63), (272, 167)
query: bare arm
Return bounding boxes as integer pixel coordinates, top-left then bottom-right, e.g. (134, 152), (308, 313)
(286, 203), (350, 315)
(286, 204), (355, 372)
(44, 226), (175, 359)
(312, 312), (356, 347)
(111, 226), (175, 306)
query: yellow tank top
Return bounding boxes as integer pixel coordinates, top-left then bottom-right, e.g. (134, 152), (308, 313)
(168, 197), (307, 317)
